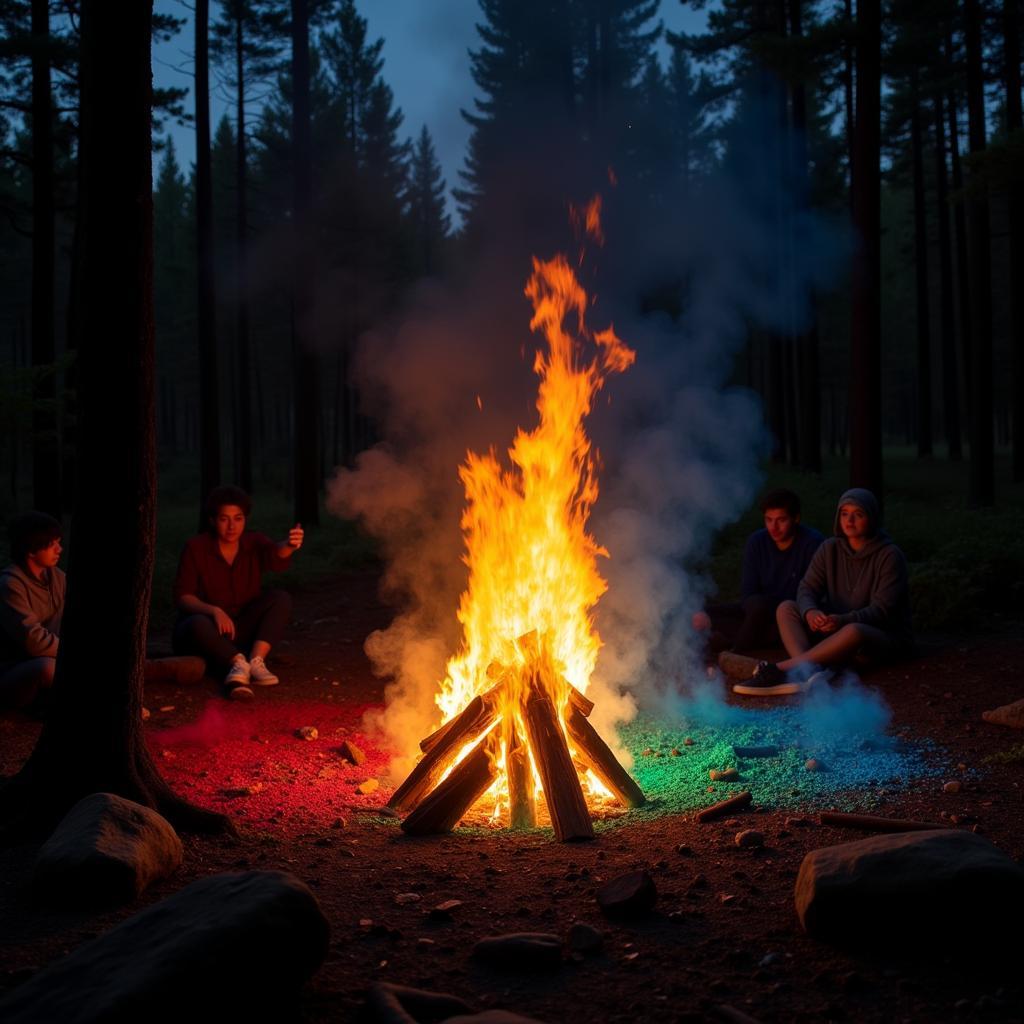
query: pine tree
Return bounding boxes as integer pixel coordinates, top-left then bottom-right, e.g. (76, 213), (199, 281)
(407, 125), (451, 276)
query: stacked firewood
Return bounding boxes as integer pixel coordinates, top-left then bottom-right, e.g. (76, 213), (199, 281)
(388, 639), (645, 842)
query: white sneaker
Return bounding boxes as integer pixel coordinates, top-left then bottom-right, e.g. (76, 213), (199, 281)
(249, 655), (280, 686)
(225, 658), (250, 688)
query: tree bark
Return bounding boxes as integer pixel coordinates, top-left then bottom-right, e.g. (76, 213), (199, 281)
(196, 0), (220, 521)
(849, 0), (883, 495)
(291, 0), (320, 524)
(964, 0), (994, 506)
(31, 0), (60, 516)
(235, 9), (252, 493)
(910, 70), (932, 457)
(933, 93), (962, 460)
(2, 0), (229, 837)
(1005, 0), (1024, 481)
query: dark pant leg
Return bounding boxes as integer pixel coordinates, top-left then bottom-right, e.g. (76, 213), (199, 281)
(0, 657), (56, 708)
(234, 589), (293, 654)
(172, 614), (240, 673)
(732, 594), (781, 651)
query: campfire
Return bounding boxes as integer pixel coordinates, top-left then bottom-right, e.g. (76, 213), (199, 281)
(388, 199), (646, 841)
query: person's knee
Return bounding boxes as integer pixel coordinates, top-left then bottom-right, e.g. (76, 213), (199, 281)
(776, 599), (800, 624)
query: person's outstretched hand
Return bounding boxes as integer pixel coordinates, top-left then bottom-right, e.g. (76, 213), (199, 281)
(288, 523), (304, 550)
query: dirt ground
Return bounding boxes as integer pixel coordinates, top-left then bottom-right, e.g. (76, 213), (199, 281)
(1, 568), (1023, 1023)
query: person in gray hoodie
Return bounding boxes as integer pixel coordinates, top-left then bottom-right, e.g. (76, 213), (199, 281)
(734, 488), (913, 696)
(0, 511), (65, 707)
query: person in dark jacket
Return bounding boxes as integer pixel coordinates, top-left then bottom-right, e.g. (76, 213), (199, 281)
(173, 486), (303, 700)
(734, 488), (913, 696)
(0, 512), (64, 707)
(694, 489), (823, 659)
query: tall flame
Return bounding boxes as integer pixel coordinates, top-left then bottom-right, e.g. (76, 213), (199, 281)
(438, 197), (634, 734)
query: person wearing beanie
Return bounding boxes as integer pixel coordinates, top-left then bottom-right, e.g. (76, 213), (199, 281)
(734, 488), (913, 696)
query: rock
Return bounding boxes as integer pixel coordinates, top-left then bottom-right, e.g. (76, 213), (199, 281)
(339, 740), (366, 766)
(394, 892), (421, 905)
(735, 830), (765, 848)
(804, 759), (823, 772)
(684, 737), (695, 746)
(472, 933), (562, 970)
(982, 699), (1024, 729)
(943, 781), (963, 794)
(141, 707), (151, 721)
(367, 982), (475, 1024)
(0, 871), (329, 1022)
(670, 748), (682, 757)
(429, 899), (462, 919)
(709, 767), (740, 782)
(355, 779), (379, 795)
(641, 747), (656, 756)
(596, 870), (657, 918)
(567, 922), (604, 953)
(794, 829), (1024, 949)
(33, 793), (183, 906)
(295, 726), (318, 741)
(676, 843), (694, 856)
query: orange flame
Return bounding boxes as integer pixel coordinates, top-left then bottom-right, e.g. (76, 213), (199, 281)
(434, 198), (634, 818)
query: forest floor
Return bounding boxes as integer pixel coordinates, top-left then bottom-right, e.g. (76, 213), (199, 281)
(1, 566), (1023, 1023)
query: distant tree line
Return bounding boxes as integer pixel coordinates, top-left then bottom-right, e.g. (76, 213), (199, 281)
(0, 0), (1020, 520)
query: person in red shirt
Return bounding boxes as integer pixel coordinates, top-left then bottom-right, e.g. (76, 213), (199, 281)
(173, 486), (303, 700)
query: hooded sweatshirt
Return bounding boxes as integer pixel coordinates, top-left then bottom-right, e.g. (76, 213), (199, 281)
(0, 562), (66, 672)
(796, 488), (913, 648)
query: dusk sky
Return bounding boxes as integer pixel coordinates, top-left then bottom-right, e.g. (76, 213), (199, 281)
(153, 1), (708, 213)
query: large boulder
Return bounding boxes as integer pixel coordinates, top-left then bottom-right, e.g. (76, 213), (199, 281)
(0, 870), (330, 1023)
(795, 829), (1024, 949)
(34, 792), (183, 905)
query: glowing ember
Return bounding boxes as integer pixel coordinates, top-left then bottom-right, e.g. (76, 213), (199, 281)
(390, 198), (644, 837)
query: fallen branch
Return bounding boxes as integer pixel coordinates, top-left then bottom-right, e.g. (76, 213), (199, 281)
(696, 791), (753, 823)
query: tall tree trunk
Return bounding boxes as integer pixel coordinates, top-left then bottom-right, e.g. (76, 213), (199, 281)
(30, 0), (60, 516)
(790, 0), (821, 472)
(933, 92), (962, 459)
(2, 0), (228, 837)
(196, 0), (220, 519)
(910, 69), (932, 457)
(291, 0), (320, 525)
(1005, 0), (1024, 480)
(843, 0), (855, 198)
(849, 0), (883, 495)
(964, 0), (994, 506)
(235, 10), (253, 493)
(946, 32), (973, 427)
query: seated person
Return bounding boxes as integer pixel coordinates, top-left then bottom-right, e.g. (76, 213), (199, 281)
(694, 488), (823, 657)
(0, 512), (64, 708)
(173, 485), (303, 700)
(734, 487), (914, 696)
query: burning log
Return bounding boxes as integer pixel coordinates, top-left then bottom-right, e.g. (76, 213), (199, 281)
(401, 733), (500, 836)
(820, 811), (949, 833)
(565, 706), (646, 809)
(696, 791), (753, 823)
(506, 726), (536, 830)
(524, 687), (594, 842)
(391, 685), (502, 812)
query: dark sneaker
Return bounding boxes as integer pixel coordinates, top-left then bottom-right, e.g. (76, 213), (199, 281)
(733, 661), (801, 696)
(717, 650), (761, 680)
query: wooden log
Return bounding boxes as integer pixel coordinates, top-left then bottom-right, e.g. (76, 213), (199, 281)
(524, 689), (594, 842)
(565, 706), (645, 809)
(696, 791), (753, 823)
(819, 811), (949, 833)
(391, 687), (501, 812)
(506, 726), (536, 830)
(567, 684), (593, 718)
(401, 734), (500, 835)
(419, 679), (507, 753)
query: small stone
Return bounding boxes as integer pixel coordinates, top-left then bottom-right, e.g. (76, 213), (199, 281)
(159, 706), (175, 713)
(735, 830), (765, 848)
(416, 938), (435, 950)
(394, 892), (421, 905)
(676, 844), (694, 856)
(338, 740), (366, 766)
(330, 818), (346, 830)
(141, 707), (151, 721)
(785, 816), (812, 828)
(804, 758), (823, 772)
(429, 899), (462, 919)
(567, 922), (604, 954)
(355, 779), (379, 795)
(223, 783), (263, 798)
(684, 737), (695, 746)
(472, 933), (562, 970)
(295, 726), (318, 741)
(943, 780), (962, 794)
(596, 870), (657, 918)
(709, 767), (740, 782)
(642, 747), (656, 756)
(719, 893), (738, 905)
(670, 748), (682, 757)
